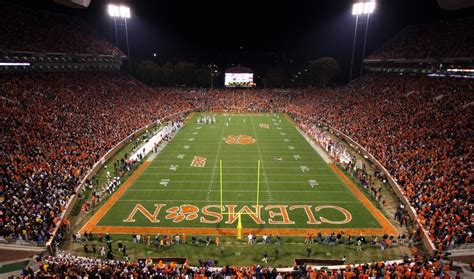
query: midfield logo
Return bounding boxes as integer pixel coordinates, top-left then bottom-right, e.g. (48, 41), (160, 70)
(223, 135), (256, 145)
(191, 156), (207, 167)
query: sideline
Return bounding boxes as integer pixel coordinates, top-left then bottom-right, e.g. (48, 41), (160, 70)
(329, 164), (398, 236)
(81, 226), (392, 236)
(79, 162), (151, 233)
(284, 113), (297, 127)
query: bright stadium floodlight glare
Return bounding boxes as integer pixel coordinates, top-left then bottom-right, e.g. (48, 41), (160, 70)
(107, 4), (119, 17)
(119, 5), (131, 18)
(108, 4), (130, 18)
(352, 1), (375, 15)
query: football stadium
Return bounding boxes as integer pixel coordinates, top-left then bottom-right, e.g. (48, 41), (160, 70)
(0, 0), (473, 278)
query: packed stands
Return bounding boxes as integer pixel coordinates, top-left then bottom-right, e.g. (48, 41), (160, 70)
(285, 74), (473, 249)
(0, 3), (122, 56)
(0, 72), (191, 245)
(368, 17), (474, 59)
(23, 251), (454, 278)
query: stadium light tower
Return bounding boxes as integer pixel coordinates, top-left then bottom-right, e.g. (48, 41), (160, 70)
(349, 1), (375, 82)
(108, 4), (132, 72)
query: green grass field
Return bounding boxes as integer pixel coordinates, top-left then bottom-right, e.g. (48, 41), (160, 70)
(85, 113), (392, 235)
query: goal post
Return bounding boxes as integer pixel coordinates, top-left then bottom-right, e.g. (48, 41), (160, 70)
(219, 159), (261, 239)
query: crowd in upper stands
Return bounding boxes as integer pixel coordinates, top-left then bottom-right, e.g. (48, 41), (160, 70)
(369, 17), (474, 59)
(19, 250), (456, 278)
(0, 3), (122, 56)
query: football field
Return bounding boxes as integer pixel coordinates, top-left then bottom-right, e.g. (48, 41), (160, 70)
(81, 113), (397, 236)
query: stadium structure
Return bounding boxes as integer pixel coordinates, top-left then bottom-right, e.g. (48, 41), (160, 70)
(0, 1), (473, 278)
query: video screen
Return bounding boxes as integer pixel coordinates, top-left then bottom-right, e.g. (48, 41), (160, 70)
(225, 73), (254, 87)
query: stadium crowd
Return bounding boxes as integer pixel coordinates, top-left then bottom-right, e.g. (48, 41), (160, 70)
(368, 17), (474, 59)
(19, 250), (457, 278)
(0, 72), (192, 245)
(284, 74), (473, 249)
(0, 3), (122, 56)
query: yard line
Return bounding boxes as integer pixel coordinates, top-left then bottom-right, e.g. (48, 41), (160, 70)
(250, 116), (273, 202)
(206, 115), (227, 201)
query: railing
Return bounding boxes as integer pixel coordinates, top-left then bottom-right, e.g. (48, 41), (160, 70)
(45, 111), (190, 252)
(288, 112), (437, 255)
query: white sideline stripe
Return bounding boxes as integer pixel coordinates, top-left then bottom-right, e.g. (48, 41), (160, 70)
(117, 199), (360, 203)
(128, 189), (348, 193)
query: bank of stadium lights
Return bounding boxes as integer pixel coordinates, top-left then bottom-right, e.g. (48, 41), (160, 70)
(108, 4), (131, 72)
(352, 1), (375, 15)
(349, 1), (375, 82)
(108, 4), (130, 18)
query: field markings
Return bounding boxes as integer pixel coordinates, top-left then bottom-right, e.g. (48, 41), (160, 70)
(116, 199), (361, 203)
(206, 115), (227, 201)
(140, 173), (338, 177)
(88, 226), (392, 237)
(128, 189), (347, 193)
(250, 116), (273, 202)
(151, 159), (327, 164)
(83, 113), (393, 237)
(133, 180), (343, 185)
(148, 166), (330, 170)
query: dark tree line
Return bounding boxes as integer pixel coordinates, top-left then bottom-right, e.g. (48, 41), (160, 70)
(136, 60), (213, 87)
(135, 57), (340, 88)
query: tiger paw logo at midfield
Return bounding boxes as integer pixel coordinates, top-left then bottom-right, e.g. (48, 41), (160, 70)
(165, 205), (200, 223)
(190, 156), (207, 167)
(223, 135), (256, 145)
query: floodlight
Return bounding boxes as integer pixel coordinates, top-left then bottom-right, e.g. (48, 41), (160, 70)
(108, 4), (119, 17)
(119, 5), (131, 18)
(352, 3), (363, 15)
(107, 3), (132, 72)
(108, 4), (130, 18)
(363, 2), (376, 14)
(352, 1), (375, 15)
(350, 1), (375, 82)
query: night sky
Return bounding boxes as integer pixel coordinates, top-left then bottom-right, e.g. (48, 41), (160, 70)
(6, 0), (474, 76)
